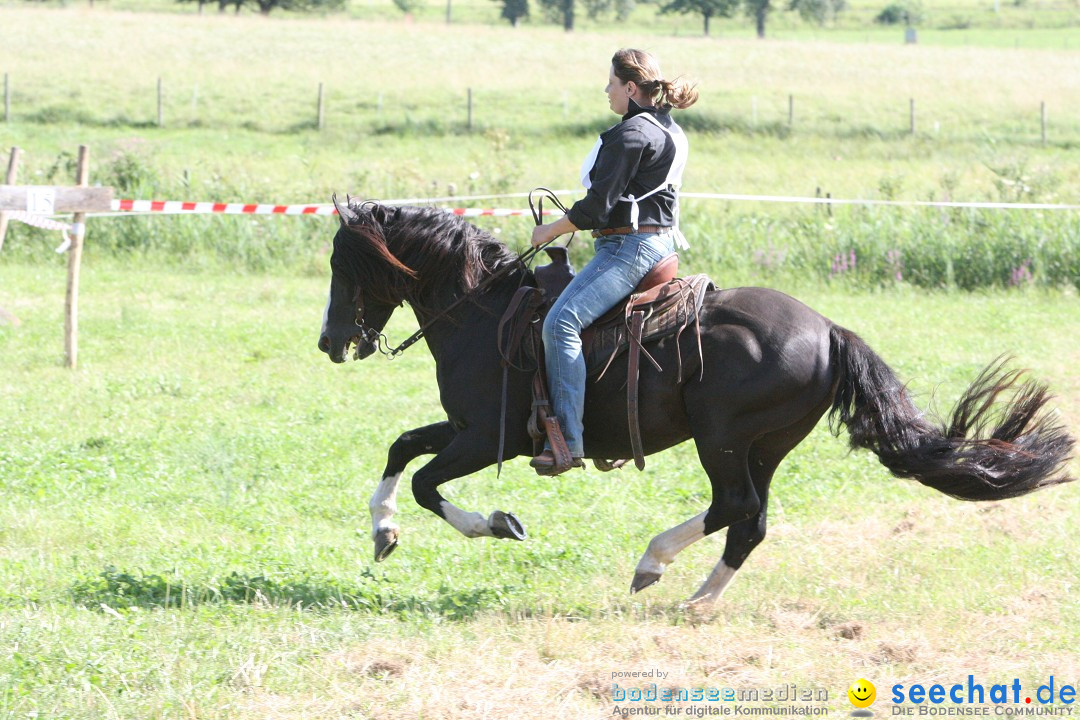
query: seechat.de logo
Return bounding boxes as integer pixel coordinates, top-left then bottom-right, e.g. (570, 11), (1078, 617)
(849, 679), (877, 717)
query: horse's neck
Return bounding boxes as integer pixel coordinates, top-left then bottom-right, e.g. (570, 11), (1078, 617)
(411, 273), (523, 364)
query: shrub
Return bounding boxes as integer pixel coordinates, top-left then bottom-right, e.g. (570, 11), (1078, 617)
(875, 0), (922, 24)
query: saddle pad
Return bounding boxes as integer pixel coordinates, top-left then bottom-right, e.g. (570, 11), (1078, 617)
(583, 274), (714, 378)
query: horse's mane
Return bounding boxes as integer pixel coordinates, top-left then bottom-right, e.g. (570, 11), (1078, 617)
(331, 204), (524, 313)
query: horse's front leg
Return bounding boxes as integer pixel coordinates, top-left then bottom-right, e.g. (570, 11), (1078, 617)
(410, 432), (527, 541)
(372, 421), (458, 561)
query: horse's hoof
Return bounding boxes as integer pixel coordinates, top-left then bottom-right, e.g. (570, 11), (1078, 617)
(630, 571), (662, 594)
(488, 511), (527, 541)
(374, 528), (400, 562)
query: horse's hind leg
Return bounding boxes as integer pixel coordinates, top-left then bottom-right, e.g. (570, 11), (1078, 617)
(688, 396), (832, 605)
(372, 421), (457, 561)
(631, 432), (759, 594)
(686, 443), (780, 604)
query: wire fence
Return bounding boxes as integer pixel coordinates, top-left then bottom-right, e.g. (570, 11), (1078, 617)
(3, 72), (1077, 147)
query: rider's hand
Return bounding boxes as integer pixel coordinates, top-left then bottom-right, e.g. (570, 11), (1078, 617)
(531, 215), (579, 248)
(531, 224), (555, 248)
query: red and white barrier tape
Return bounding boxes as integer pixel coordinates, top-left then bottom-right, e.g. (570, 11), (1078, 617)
(681, 192), (1080, 211)
(112, 200), (337, 215)
(104, 199), (562, 217)
(10, 191), (1079, 255)
(101, 194), (1080, 216)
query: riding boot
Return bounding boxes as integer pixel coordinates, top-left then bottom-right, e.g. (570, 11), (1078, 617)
(529, 416), (583, 476)
(529, 450), (585, 476)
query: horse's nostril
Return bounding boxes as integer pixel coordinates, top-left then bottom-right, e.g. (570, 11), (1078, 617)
(318, 335), (330, 353)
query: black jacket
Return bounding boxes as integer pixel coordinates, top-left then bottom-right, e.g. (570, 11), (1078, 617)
(567, 101), (684, 231)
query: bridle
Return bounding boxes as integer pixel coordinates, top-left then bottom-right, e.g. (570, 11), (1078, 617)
(349, 188), (574, 358)
(349, 287), (394, 357)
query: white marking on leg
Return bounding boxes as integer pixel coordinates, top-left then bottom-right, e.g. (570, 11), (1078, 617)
(634, 512), (708, 577)
(369, 473), (401, 538)
(439, 501), (493, 538)
(687, 560), (739, 605)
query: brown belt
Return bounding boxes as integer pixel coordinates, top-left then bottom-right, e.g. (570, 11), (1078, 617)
(592, 225), (671, 238)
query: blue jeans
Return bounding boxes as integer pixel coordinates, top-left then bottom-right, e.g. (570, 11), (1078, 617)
(541, 231), (677, 457)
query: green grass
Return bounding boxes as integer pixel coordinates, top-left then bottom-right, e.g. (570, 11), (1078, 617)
(0, 261), (1077, 717)
(0, 4), (1078, 717)
(2, 5), (1078, 292)
(5, 0), (1079, 37)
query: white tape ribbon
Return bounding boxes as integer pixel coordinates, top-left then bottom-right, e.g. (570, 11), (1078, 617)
(4, 211), (78, 253)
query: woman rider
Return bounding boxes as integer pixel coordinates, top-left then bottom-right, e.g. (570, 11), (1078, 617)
(529, 48), (698, 476)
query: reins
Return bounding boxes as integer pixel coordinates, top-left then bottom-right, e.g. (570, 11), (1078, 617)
(377, 188), (574, 357)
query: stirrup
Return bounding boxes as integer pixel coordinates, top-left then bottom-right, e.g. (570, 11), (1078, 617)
(593, 458), (630, 472)
(530, 416), (582, 476)
(530, 450), (584, 476)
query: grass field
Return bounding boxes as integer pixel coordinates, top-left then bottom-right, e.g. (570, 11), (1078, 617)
(5, 0), (1080, 36)
(1, 3), (1079, 717)
(2, 6), (1079, 290)
(0, 261), (1078, 718)
(3, 7), (1079, 186)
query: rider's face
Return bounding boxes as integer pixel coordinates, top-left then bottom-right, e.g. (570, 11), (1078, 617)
(606, 65), (632, 116)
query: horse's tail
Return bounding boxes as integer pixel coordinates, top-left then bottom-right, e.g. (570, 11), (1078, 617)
(827, 325), (1075, 501)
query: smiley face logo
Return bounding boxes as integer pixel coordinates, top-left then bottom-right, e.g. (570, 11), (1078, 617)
(848, 679), (876, 708)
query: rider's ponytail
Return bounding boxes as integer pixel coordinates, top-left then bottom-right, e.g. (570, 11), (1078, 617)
(657, 77), (698, 110)
(612, 49), (699, 111)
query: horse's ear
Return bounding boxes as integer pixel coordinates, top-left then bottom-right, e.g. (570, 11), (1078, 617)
(332, 194), (358, 227)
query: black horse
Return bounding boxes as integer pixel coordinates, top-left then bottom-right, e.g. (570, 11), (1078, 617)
(317, 201), (1075, 605)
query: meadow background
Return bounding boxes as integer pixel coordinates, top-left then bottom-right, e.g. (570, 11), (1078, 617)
(1, 1), (1079, 717)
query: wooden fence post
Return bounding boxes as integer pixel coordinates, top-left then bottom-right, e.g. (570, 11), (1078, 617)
(65, 146), (90, 369)
(317, 82), (325, 130)
(467, 88), (473, 131)
(1040, 101), (1047, 145)
(788, 94), (794, 127)
(909, 98), (916, 135)
(157, 77), (164, 127)
(0, 146), (21, 252)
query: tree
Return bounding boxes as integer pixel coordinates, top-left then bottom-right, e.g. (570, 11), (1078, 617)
(180, 0), (344, 15)
(742, 0), (772, 36)
(660, 0), (738, 35)
(391, 0), (426, 14)
(172, 0), (232, 12)
(788, 0), (846, 25)
(537, 0), (574, 30)
(579, 0), (634, 20)
(252, 0), (345, 14)
(494, 0), (529, 26)
(874, 0), (923, 25)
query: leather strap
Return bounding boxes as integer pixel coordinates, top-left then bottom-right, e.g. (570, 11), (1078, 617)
(497, 363), (510, 477)
(628, 309), (647, 471)
(528, 373), (550, 443)
(496, 286), (547, 476)
(591, 225), (671, 238)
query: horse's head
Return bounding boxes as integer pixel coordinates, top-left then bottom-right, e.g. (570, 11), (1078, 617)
(318, 197), (415, 363)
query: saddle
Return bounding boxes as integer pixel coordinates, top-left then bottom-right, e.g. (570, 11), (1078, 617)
(497, 249), (714, 474)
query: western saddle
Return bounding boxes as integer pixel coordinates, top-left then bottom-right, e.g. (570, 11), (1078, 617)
(497, 248), (713, 476)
